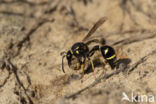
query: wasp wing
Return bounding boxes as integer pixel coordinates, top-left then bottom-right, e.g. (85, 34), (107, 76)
(82, 17), (107, 42)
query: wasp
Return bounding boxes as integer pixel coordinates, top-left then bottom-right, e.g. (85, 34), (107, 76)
(61, 17), (116, 79)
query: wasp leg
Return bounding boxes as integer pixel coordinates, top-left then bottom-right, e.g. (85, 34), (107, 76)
(80, 63), (85, 83)
(79, 57), (85, 79)
(88, 58), (96, 79)
(76, 62), (80, 70)
(88, 45), (100, 80)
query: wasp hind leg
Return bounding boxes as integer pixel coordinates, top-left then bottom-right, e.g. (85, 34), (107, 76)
(88, 58), (96, 80)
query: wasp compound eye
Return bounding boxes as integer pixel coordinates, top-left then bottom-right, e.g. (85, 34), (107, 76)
(66, 51), (72, 60)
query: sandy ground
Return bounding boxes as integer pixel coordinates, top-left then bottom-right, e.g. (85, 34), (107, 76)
(0, 0), (156, 104)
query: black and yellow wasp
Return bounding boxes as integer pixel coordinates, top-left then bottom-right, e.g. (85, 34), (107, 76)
(61, 17), (116, 79)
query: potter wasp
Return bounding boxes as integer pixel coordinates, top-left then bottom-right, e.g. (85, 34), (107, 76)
(61, 17), (116, 79)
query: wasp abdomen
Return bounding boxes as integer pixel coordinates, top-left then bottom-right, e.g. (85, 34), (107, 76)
(101, 45), (116, 69)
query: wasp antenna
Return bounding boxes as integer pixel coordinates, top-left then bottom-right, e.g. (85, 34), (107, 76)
(62, 55), (66, 73)
(60, 51), (66, 73)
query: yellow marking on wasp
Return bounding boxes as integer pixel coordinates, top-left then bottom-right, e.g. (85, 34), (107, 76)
(76, 50), (79, 54)
(106, 54), (116, 60)
(105, 48), (109, 55)
(70, 50), (73, 54)
(76, 47), (79, 49)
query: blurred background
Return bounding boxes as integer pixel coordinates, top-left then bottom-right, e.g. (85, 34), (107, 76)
(0, 0), (156, 104)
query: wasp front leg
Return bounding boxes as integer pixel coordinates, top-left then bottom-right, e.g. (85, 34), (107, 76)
(79, 57), (86, 80)
(80, 63), (85, 79)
